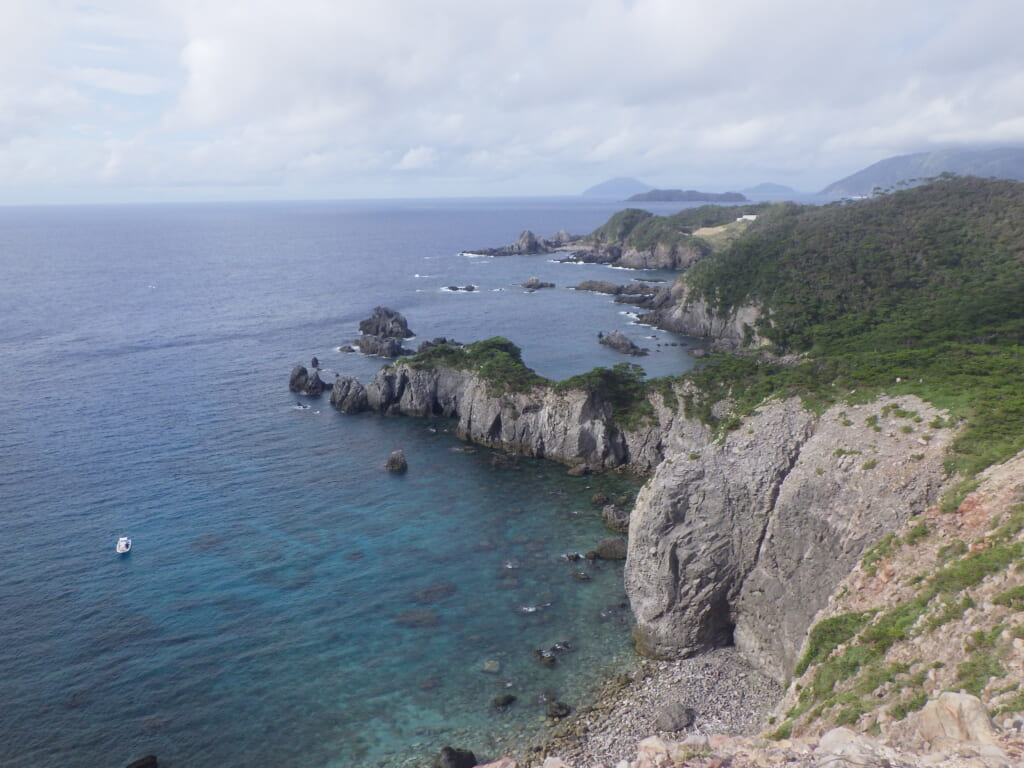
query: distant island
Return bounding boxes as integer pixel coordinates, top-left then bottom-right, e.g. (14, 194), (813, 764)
(821, 146), (1024, 196)
(581, 176), (653, 198)
(742, 182), (798, 198)
(627, 188), (747, 202)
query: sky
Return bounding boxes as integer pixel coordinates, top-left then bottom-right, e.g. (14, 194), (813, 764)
(2, 0), (1024, 204)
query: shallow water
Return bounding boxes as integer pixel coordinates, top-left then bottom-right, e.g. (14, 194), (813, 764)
(0, 198), (698, 767)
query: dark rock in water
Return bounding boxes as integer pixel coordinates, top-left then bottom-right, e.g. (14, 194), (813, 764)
(462, 284), (476, 292)
(354, 335), (412, 358)
(330, 375), (369, 413)
(289, 364), (325, 395)
(413, 581), (457, 603)
(125, 758), (158, 768)
(434, 745), (477, 768)
(654, 702), (696, 732)
(359, 306), (414, 338)
(595, 537), (628, 560)
(522, 276), (555, 291)
(602, 504), (631, 534)
(310, 356), (319, 369)
(546, 700), (572, 719)
(572, 570), (591, 581)
(491, 693), (517, 711)
(385, 449), (408, 473)
(591, 492), (610, 507)
(395, 608), (439, 628)
(599, 329), (649, 356)
(533, 648), (557, 667)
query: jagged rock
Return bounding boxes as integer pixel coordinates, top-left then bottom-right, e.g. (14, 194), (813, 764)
(125, 758), (158, 768)
(330, 376), (368, 413)
(813, 727), (905, 768)
(522, 276), (555, 291)
(602, 504), (631, 533)
(434, 746), (477, 768)
(599, 330), (648, 356)
(288, 364), (324, 395)
(913, 691), (999, 747)
(310, 356), (319, 368)
(359, 306), (414, 338)
(385, 449), (408, 473)
(626, 395), (954, 677)
(653, 702), (696, 732)
(354, 336), (412, 358)
(595, 537), (627, 560)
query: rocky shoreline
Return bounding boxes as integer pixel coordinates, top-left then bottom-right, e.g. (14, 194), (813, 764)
(522, 647), (781, 767)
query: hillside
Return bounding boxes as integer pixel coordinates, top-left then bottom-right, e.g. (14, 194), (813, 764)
(822, 147), (1024, 196)
(656, 177), (1024, 478)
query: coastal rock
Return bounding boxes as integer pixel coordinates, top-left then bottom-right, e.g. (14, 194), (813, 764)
(653, 702), (696, 732)
(289, 364), (325, 395)
(546, 700), (572, 719)
(330, 376), (368, 413)
(434, 745), (477, 768)
(491, 693), (517, 711)
(595, 537), (627, 560)
(353, 335), (412, 358)
(639, 279), (765, 350)
(417, 337), (461, 353)
(599, 330), (648, 356)
(385, 449), (408, 473)
(626, 395), (954, 679)
(522, 276), (555, 291)
(602, 504), (631, 533)
(359, 306), (414, 339)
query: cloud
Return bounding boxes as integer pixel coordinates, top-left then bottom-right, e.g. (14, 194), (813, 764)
(393, 146), (439, 171)
(3, 0), (1024, 200)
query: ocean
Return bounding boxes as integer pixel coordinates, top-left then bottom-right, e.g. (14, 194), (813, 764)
(0, 197), (699, 767)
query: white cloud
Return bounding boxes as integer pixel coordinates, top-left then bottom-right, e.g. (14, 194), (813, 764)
(3, 0), (1024, 201)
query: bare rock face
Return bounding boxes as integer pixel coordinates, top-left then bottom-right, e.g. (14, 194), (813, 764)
(912, 692), (1000, 748)
(639, 280), (766, 350)
(359, 306), (414, 339)
(289, 364), (325, 396)
(599, 330), (649, 356)
(330, 376), (368, 413)
(626, 395), (954, 680)
(385, 449), (408, 473)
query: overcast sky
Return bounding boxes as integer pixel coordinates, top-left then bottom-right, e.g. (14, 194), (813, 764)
(2, 0), (1023, 204)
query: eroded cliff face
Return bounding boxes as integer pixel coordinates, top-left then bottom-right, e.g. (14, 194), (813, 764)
(329, 361), (956, 684)
(625, 395), (954, 683)
(333, 363), (673, 472)
(639, 279), (766, 349)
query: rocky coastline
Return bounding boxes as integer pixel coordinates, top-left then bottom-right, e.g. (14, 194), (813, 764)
(293, 292), (1019, 767)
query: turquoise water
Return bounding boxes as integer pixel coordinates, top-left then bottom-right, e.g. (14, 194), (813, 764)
(0, 199), (696, 767)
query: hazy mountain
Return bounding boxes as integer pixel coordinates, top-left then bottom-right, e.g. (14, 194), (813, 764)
(742, 182), (798, 198)
(582, 176), (653, 198)
(627, 189), (747, 203)
(822, 147), (1024, 196)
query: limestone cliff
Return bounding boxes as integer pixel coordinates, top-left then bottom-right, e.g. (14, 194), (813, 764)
(638, 278), (766, 349)
(332, 362), (674, 472)
(625, 395), (954, 682)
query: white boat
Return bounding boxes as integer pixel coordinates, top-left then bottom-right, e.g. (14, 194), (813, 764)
(116, 536), (132, 554)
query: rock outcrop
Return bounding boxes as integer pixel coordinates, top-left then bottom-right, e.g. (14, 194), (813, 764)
(347, 307), (415, 358)
(639, 280), (766, 350)
(625, 395), (954, 680)
(599, 330), (649, 356)
(330, 363), (674, 472)
(289, 364), (325, 396)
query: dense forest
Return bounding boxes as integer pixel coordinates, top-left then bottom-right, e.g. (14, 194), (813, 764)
(675, 176), (1024, 476)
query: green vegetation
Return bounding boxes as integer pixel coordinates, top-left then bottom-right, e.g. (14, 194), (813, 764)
(404, 337), (548, 395)
(555, 362), (655, 430)
(588, 204), (771, 256)
(670, 177), (1024, 476)
(794, 612), (874, 677)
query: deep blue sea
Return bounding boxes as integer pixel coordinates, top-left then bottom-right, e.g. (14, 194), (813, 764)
(0, 197), (699, 768)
